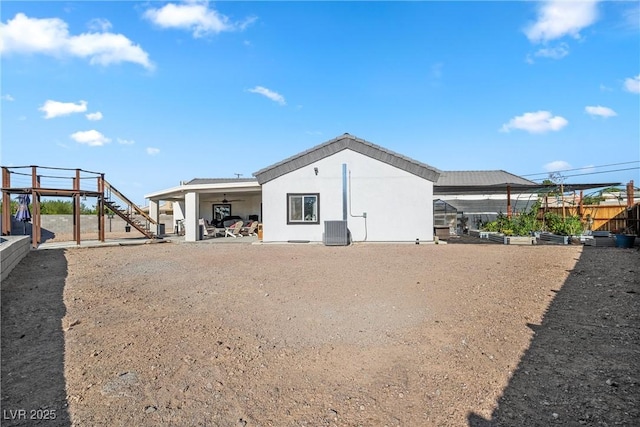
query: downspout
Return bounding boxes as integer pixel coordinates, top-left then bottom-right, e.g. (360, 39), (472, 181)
(342, 164), (348, 221)
(348, 169), (368, 242)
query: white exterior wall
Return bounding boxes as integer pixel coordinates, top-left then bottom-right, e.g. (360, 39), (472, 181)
(185, 192), (200, 241)
(262, 149), (435, 242)
(149, 200), (160, 234)
(173, 201), (185, 221)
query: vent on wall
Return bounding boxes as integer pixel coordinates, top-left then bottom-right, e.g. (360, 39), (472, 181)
(323, 220), (349, 246)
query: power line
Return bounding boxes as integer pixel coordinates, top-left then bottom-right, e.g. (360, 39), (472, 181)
(521, 161), (640, 177)
(531, 166), (640, 181)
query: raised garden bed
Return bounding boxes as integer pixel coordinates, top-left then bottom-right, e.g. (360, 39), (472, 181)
(538, 232), (569, 245)
(487, 233), (536, 245)
(469, 229), (496, 239)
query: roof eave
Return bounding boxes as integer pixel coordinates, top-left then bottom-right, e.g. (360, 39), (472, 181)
(254, 134), (441, 184)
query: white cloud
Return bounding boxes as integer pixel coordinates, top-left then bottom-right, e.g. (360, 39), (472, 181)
(146, 147), (160, 155)
(525, 0), (599, 43)
(39, 99), (87, 119)
(117, 138), (135, 145)
(143, 1), (257, 38)
(585, 105), (617, 118)
(248, 86), (286, 105)
(533, 42), (569, 59)
(1, 94), (14, 101)
(70, 130), (111, 146)
(622, 4), (640, 31)
(624, 74), (640, 94)
(544, 160), (571, 172)
(86, 111), (103, 121)
(500, 111), (568, 134)
(87, 18), (112, 32)
(0, 13), (153, 69)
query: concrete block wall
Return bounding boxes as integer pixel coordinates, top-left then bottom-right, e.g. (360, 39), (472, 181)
(1, 236), (31, 281)
(5, 214), (174, 237)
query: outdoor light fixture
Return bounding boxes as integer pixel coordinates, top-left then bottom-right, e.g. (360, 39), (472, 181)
(314, 167), (319, 175)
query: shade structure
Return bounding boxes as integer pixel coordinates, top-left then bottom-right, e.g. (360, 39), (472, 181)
(15, 194), (31, 222)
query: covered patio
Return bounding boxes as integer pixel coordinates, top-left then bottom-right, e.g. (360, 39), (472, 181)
(144, 178), (262, 241)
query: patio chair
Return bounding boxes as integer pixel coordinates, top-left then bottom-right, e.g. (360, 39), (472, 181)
(225, 221), (244, 238)
(200, 218), (224, 238)
(240, 220), (258, 236)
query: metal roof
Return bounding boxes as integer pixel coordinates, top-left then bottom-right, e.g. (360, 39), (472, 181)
(253, 133), (442, 184)
(435, 198), (538, 214)
(435, 170), (537, 186)
(434, 182), (620, 195)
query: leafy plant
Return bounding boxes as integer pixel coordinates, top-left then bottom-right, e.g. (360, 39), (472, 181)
(482, 201), (541, 236)
(2, 199), (97, 215)
(543, 212), (584, 236)
(581, 194), (604, 205)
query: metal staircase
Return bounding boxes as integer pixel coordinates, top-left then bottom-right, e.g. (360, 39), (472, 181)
(103, 180), (159, 239)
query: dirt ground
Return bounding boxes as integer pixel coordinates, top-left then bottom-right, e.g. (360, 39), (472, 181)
(1, 241), (638, 426)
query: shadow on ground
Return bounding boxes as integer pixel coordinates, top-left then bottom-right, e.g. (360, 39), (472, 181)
(1, 249), (71, 426)
(9, 221), (56, 243)
(468, 246), (639, 426)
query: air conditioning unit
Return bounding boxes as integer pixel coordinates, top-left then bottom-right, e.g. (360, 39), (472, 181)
(323, 220), (349, 246)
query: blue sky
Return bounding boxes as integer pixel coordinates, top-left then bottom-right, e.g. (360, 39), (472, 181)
(1, 0), (639, 205)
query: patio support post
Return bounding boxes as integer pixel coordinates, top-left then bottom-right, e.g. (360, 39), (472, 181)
(74, 169), (81, 245)
(579, 190), (584, 218)
(31, 166), (42, 248)
(98, 174), (105, 242)
(506, 185), (512, 219)
(32, 190), (41, 248)
(561, 183), (566, 219)
(184, 191), (200, 242)
(2, 167), (11, 235)
(149, 200), (160, 235)
(31, 168), (41, 248)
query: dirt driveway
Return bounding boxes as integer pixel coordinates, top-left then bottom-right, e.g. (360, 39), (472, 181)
(2, 242), (638, 426)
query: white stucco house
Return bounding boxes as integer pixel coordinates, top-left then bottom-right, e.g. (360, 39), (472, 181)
(253, 133), (441, 243)
(145, 133), (442, 243)
(145, 134), (615, 243)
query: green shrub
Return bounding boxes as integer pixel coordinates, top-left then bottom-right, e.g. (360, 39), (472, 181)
(543, 212), (584, 236)
(481, 201), (541, 236)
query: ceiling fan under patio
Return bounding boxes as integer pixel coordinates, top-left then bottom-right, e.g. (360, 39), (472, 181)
(214, 193), (244, 203)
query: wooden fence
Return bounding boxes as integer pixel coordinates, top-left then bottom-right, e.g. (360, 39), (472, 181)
(539, 204), (638, 233)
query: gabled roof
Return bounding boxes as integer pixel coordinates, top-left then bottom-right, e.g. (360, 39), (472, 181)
(253, 133), (441, 184)
(435, 170), (537, 186)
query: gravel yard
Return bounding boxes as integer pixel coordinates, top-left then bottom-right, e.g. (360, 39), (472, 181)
(1, 241), (638, 426)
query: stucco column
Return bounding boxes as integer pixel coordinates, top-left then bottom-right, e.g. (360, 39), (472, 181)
(149, 200), (160, 234)
(184, 192), (200, 241)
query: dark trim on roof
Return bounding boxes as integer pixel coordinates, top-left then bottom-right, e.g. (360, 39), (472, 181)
(253, 133), (441, 184)
(186, 178), (258, 185)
